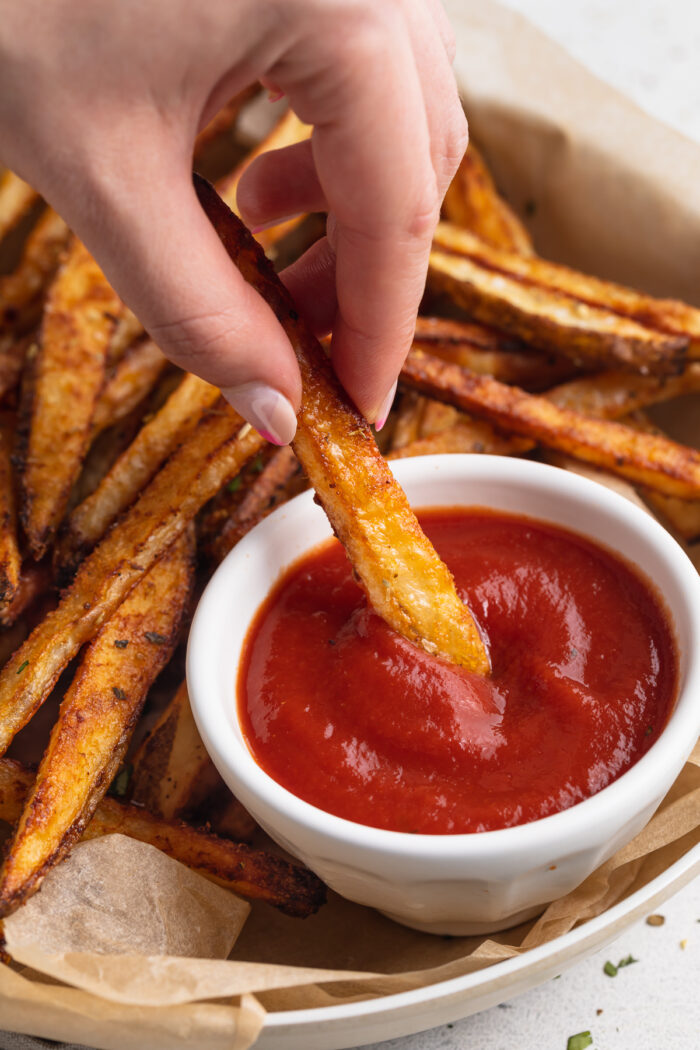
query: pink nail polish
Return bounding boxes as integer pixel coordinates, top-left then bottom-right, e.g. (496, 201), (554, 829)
(373, 380), (398, 432)
(267, 89), (285, 103)
(220, 382), (297, 446)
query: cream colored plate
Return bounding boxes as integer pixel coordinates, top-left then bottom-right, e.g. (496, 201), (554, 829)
(256, 845), (700, 1050)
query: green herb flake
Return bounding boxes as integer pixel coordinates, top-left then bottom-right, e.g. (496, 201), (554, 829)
(567, 1033), (593, 1050)
(226, 476), (242, 493)
(114, 639), (129, 650)
(618, 954), (638, 968)
(112, 686), (127, 700)
(252, 455), (265, 473)
(112, 765), (132, 797)
(16, 660), (29, 675)
(603, 960), (618, 977)
(145, 631), (166, 645)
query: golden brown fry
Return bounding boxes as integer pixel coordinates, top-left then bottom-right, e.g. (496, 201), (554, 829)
(91, 336), (168, 436)
(546, 363), (700, 419)
(0, 172), (39, 243)
(624, 411), (700, 540)
(0, 403), (265, 756)
(442, 144), (534, 255)
(389, 391), (428, 451)
(433, 221), (700, 354)
(389, 417), (533, 460)
(419, 399), (460, 437)
(59, 373), (220, 573)
(429, 248), (687, 373)
(195, 176), (489, 674)
(130, 680), (221, 820)
(216, 109), (313, 253)
(0, 331), (36, 404)
(0, 532), (194, 915)
(0, 561), (51, 630)
(19, 237), (124, 558)
(401, 349), (700, 498)
(0, 415), (19, 615)
(192, 84), (260, 158)
(0, 757), (325, 916)
(0, 208), (69, 328)
(208, 445), (303, 564)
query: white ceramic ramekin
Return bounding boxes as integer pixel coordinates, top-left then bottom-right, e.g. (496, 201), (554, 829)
(187, 456), (700, 935)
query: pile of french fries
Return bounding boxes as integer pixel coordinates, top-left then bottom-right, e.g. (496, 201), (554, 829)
(1, 88), (700, 930)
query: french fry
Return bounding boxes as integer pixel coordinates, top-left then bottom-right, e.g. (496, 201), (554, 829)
(0, 757), (326, 917)
(624, 411), (700, 540)
(0, 561), (51, 630)
(0, 415), (19, 616)
(389, 417), (533, 460)
(207, 445), (303, 564)
(91, 336), (168, 436)
(0, 207), (69, 328)
(130, 679), (221, 819)
(0, 172), (39, 243)
(433, 221), (700, 355)
(0, 403), (265, 756)
(200, 789), (258, 844)
(389, 391), (427, 451)
(413, 316), (576, 389)
(546, 363), (700, 419)
(19, 237), (124, 558)
(195, 176), (490, 674)
(0, 331), (35, 404)
(59, 373), (220, 573)
(216, 109), (313, 253)
(429, 248), (688, 373)
(418, 399), (460, 437)
(0, 530), (194, 915)
(442, 144), (534, 255)
(401, 349), (700, 498)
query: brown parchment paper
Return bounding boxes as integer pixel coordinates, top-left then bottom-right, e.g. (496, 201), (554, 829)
(2, 2), (700, 1047)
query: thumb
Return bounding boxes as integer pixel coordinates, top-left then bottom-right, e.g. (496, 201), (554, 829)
(64, 170), (302, 445)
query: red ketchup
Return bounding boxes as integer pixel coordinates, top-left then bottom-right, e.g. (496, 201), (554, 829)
(238, 509), (678, 834)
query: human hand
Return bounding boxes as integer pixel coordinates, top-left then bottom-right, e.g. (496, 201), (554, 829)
(0, 0), (467, 443)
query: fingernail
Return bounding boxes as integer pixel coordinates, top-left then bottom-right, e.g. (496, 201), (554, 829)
(251, 213), (298, 234)
(267, 89), (285, 103)
(374, 380), (398, 432)
(221, 382), (297, 445)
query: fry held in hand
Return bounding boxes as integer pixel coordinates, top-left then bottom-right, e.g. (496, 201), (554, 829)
(0, 531), (194, 915)
(195, 175), (490, 675)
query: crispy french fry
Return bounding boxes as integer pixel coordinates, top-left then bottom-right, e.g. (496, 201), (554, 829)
(389, 417), (533, 460)
(195, 176), (489, 674)
(401, 349), (700, 498)
(59, 373), (220, 573)
(130, 680), (221, 819)
(91, 336), (168, 436)
(546, 363), (700, 419)
(207, 445), (303, 564)
(0, 561), (51, 630)
(0, 172), (39, 243)
(433, 221), (700, 355)
(0, 403), (265, 756)
(19, 237), (124, 558)
(202, 790), (258, 843)
(0, 757), (326, 916)
(418, 399), (460, 437)
(0, 531), (194, 915)
(0, 415), (19, 615)
(390, 391), (427, 451)
(442, 144), (534, 255)
(216, 109), (313, 253)
(0, 208), (69, 328)
(413, 316), (576, 389)
(429, 248), (688, 373)
(0, 331), (35, 404)
(624, 411), (700, 540)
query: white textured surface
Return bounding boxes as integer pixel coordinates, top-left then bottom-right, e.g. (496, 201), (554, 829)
(358, 2), (700, 1047)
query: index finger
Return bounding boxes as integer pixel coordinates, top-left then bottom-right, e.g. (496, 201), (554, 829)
(280, 9), (441, 421)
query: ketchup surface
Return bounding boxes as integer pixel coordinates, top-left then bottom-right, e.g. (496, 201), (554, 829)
(239, 510), (677, 834)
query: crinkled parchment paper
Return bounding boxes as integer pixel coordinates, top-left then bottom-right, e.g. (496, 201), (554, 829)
(1, 2), (699, 1047)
